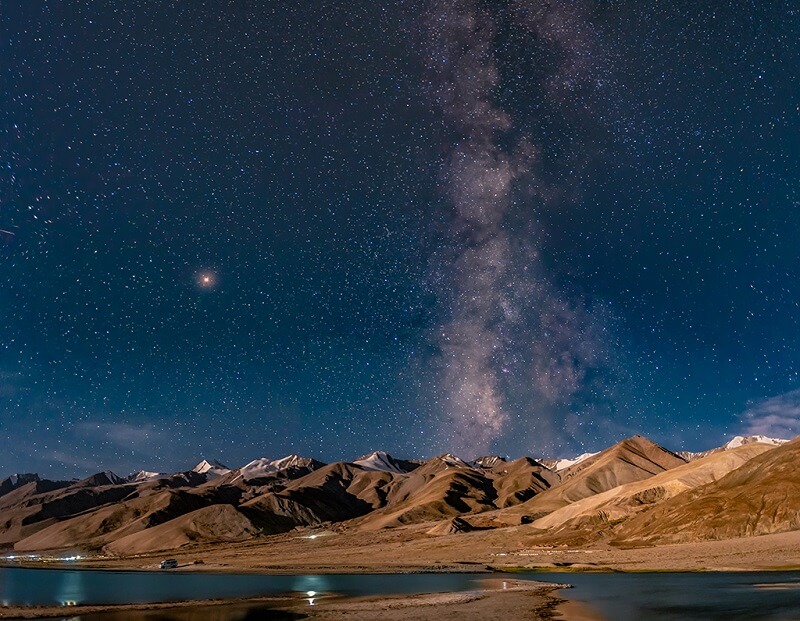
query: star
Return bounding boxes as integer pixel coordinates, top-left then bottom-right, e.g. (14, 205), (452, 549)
(196, 271), (217, 289)
(1, 0), (795, 477)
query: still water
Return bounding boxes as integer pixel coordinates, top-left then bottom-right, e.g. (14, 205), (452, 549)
(2, 567), (800, 620)
(535, 571), (800, 621)
(0, 567), (491, 605)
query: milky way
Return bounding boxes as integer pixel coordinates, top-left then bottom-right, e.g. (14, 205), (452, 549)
(1, 1), (797, 476)
(425, 0), (618, 454)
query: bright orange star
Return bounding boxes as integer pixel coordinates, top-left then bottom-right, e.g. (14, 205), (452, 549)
(196, 271), (217, 289)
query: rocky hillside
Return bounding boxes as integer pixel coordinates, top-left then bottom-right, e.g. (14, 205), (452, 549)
(2, 434), (796, 556)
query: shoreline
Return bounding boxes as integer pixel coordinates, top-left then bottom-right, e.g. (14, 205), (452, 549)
(0, 595), (298, 620)
(5, 530), (800, 619)
(5, 563), (800, 620)
(4, 559), (800, 576)
(0, 578), (575, 620)
(4, 523), (800, 576)
(0, 560), (498, 575)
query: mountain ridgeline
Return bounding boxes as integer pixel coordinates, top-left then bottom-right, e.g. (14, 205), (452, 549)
(0, 436), (795, 556)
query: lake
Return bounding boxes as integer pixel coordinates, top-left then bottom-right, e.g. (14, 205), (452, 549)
(537, 571), (800, 620)
(0, 567), (491, 605)
(2, 567), (800, 620)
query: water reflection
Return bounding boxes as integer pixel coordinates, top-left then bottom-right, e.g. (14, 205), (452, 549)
(289, 575), (328, 595)
(0, 567), (490, 606)
(5, 567), (800, 620)
(289, 574), (328, 605)
(57, 569), (85, 605)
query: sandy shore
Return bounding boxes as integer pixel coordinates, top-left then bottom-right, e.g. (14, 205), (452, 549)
(282, 579), (571, 621)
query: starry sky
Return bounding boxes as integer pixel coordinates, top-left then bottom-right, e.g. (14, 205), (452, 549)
(1, 1), (798, 478)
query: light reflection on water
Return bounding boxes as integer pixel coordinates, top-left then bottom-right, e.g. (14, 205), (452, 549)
(57, 569), (84, 606)
(0, 567), (491, 606)
(4, 567), (800, 620)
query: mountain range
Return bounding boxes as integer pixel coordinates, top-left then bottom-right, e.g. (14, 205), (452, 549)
(1, 435), (796, 557)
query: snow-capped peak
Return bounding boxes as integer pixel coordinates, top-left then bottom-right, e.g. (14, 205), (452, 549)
(127, 470), (165, 483)
(554, 452), (598, 471)
(472, 455), (506, 469)
(725, 435), (788, 450)
(353, 451), (406, 473)
(437, 453), (472, 469)
(192, 459), (230, 476)
(240, 455), (317, 481)
(270, 454), (315, 470)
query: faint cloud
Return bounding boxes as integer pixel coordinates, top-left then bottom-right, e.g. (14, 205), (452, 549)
(0, 371), (24, 398)
(741, 389), (800, 440)
(49, 450), (104, 473)
(76, 421), (164, 449)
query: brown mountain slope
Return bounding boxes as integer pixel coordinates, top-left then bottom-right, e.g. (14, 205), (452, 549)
(4, 462), (388, 553)
(356, 468), (497, 530)
(612, 438), (800, 546)
(351, 455), (558, 529)
(496, 435), (687, 524)
(104, 504), (260, 555)
(280, 462), (394, 517)
(12, 485), (241, 552)
(489, 457), (558, 508)
(13, 434), (798, 556)
(426, 516), (474, 535)
(530, 442), (777, 535)
(0, 480), (138, 547)
(408, 455), (475, 477)
(241, 462), (395, 529)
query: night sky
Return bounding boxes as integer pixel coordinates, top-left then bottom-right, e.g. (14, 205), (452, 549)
(1, 1), (798, 478)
